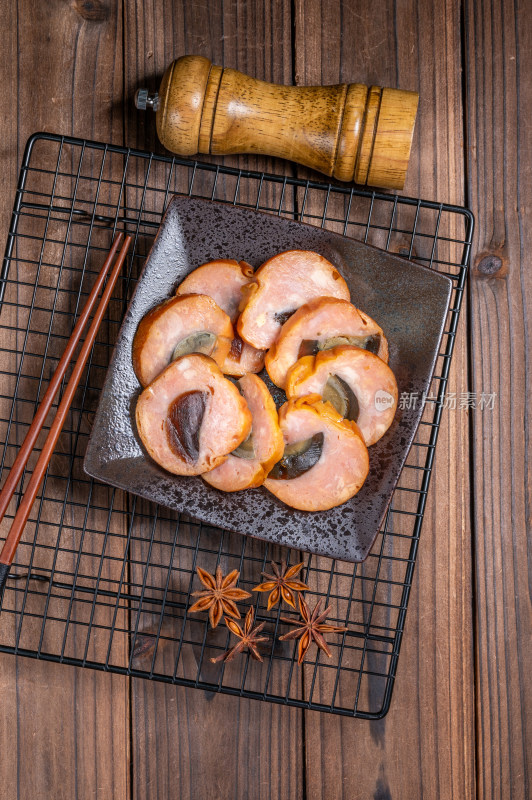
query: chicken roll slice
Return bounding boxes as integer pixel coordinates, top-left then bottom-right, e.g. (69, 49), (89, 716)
(133, 294), (233, 387)
(203, 373), (284, 492)
(136, 355), (252, 476)
(176, 259), (265, 376)
(176, 259), (253, 320)
(264, 396), (369, 511)
(222, 335), (265, 376)
(286, 346), (397, 446)
(265, 297), (388, 388)
(237, 250), (350, 351)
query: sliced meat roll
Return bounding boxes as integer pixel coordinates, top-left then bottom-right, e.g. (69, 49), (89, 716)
(203, 373), (284, 491)
(286, 346), (398, 446)
(132, 294), (233, 387)
(223, 335), (265, 377)
(265, 297), (388, 388)
(176, 259), (265, 376)
(176, 259), (253, 320)
(136, 354), (252, 476)
(237, 250), (350, 351)
(264, 396), (369, 511)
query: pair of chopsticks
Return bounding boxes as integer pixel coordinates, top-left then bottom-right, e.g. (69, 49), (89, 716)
(0, 233), (132, 595)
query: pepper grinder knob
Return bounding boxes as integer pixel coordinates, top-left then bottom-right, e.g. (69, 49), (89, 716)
(135, 88), (159, 111)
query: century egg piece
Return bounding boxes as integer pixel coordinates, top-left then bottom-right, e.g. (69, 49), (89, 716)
(135, 354), (252, 476)
(132, 294), (233, 387)
(264, 396), (369, 511)
(176, 259), (265, 376)
(286, 345), (398, 446)
(237, 250), (350, 351)
(265, 296), (388, 388)
(203, 373), (284, 492)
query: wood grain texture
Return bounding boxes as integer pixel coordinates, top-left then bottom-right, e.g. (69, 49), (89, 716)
(294, 1), (475, 798)
(0, 8), (21, 799)
(124, 3), (303, 799)
(0, 2), (529, 799)
(0, 2), (129, 799)
(464, 1), (532, 798)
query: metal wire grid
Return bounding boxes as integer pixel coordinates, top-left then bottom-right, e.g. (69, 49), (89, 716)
(0, 133), (473, 718)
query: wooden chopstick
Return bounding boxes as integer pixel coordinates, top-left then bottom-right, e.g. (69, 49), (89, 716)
(0, 232), (124, 527)
(0, 233), (132, 592)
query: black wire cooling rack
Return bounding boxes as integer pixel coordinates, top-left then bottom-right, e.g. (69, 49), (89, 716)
(0, 132), (473, 718)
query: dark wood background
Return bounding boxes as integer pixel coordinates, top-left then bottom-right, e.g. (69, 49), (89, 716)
(0, 0), (530, 798)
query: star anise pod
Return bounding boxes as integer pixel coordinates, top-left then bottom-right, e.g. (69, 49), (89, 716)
(279, 596), (347, 664)
(252, 560), (309, 610)
(188, 565), (251, 629)
(210, 606), (268, 663)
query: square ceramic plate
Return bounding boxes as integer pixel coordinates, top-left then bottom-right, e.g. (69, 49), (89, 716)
(84, 196), (452, 562)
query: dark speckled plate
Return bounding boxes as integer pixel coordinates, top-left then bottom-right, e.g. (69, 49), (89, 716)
(84, 196), (452, 563)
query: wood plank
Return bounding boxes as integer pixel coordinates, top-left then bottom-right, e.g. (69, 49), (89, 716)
(123, 3), (303, 799)
(0, 7), (21, 799)
(464, 2), (531, 798)
(0, 2), (130, 799)
(294, 1), (475, 798)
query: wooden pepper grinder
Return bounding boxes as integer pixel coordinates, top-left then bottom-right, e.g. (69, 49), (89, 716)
(135, 55), (419, 190)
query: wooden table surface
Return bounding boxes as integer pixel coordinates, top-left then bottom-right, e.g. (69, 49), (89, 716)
(0, 1), (530, 798)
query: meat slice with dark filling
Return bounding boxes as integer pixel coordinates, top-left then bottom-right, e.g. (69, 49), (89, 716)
(136, 354), (252, 476)
(132, 294), (234, 387)
(237, 250), (350, 351)
(265, 297), (388, 388)
(264, 396), (369, 511)
(203, 373), (284, 491)
(286, 345), (398, 446)
(176, 259), (265, 376)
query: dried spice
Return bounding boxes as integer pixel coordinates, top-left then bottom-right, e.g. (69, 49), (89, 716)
(252, 560), (309, 610)
(188, 565), (251, 629)
(210, 606), (268, 663)
(279, 596), (347, 664)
